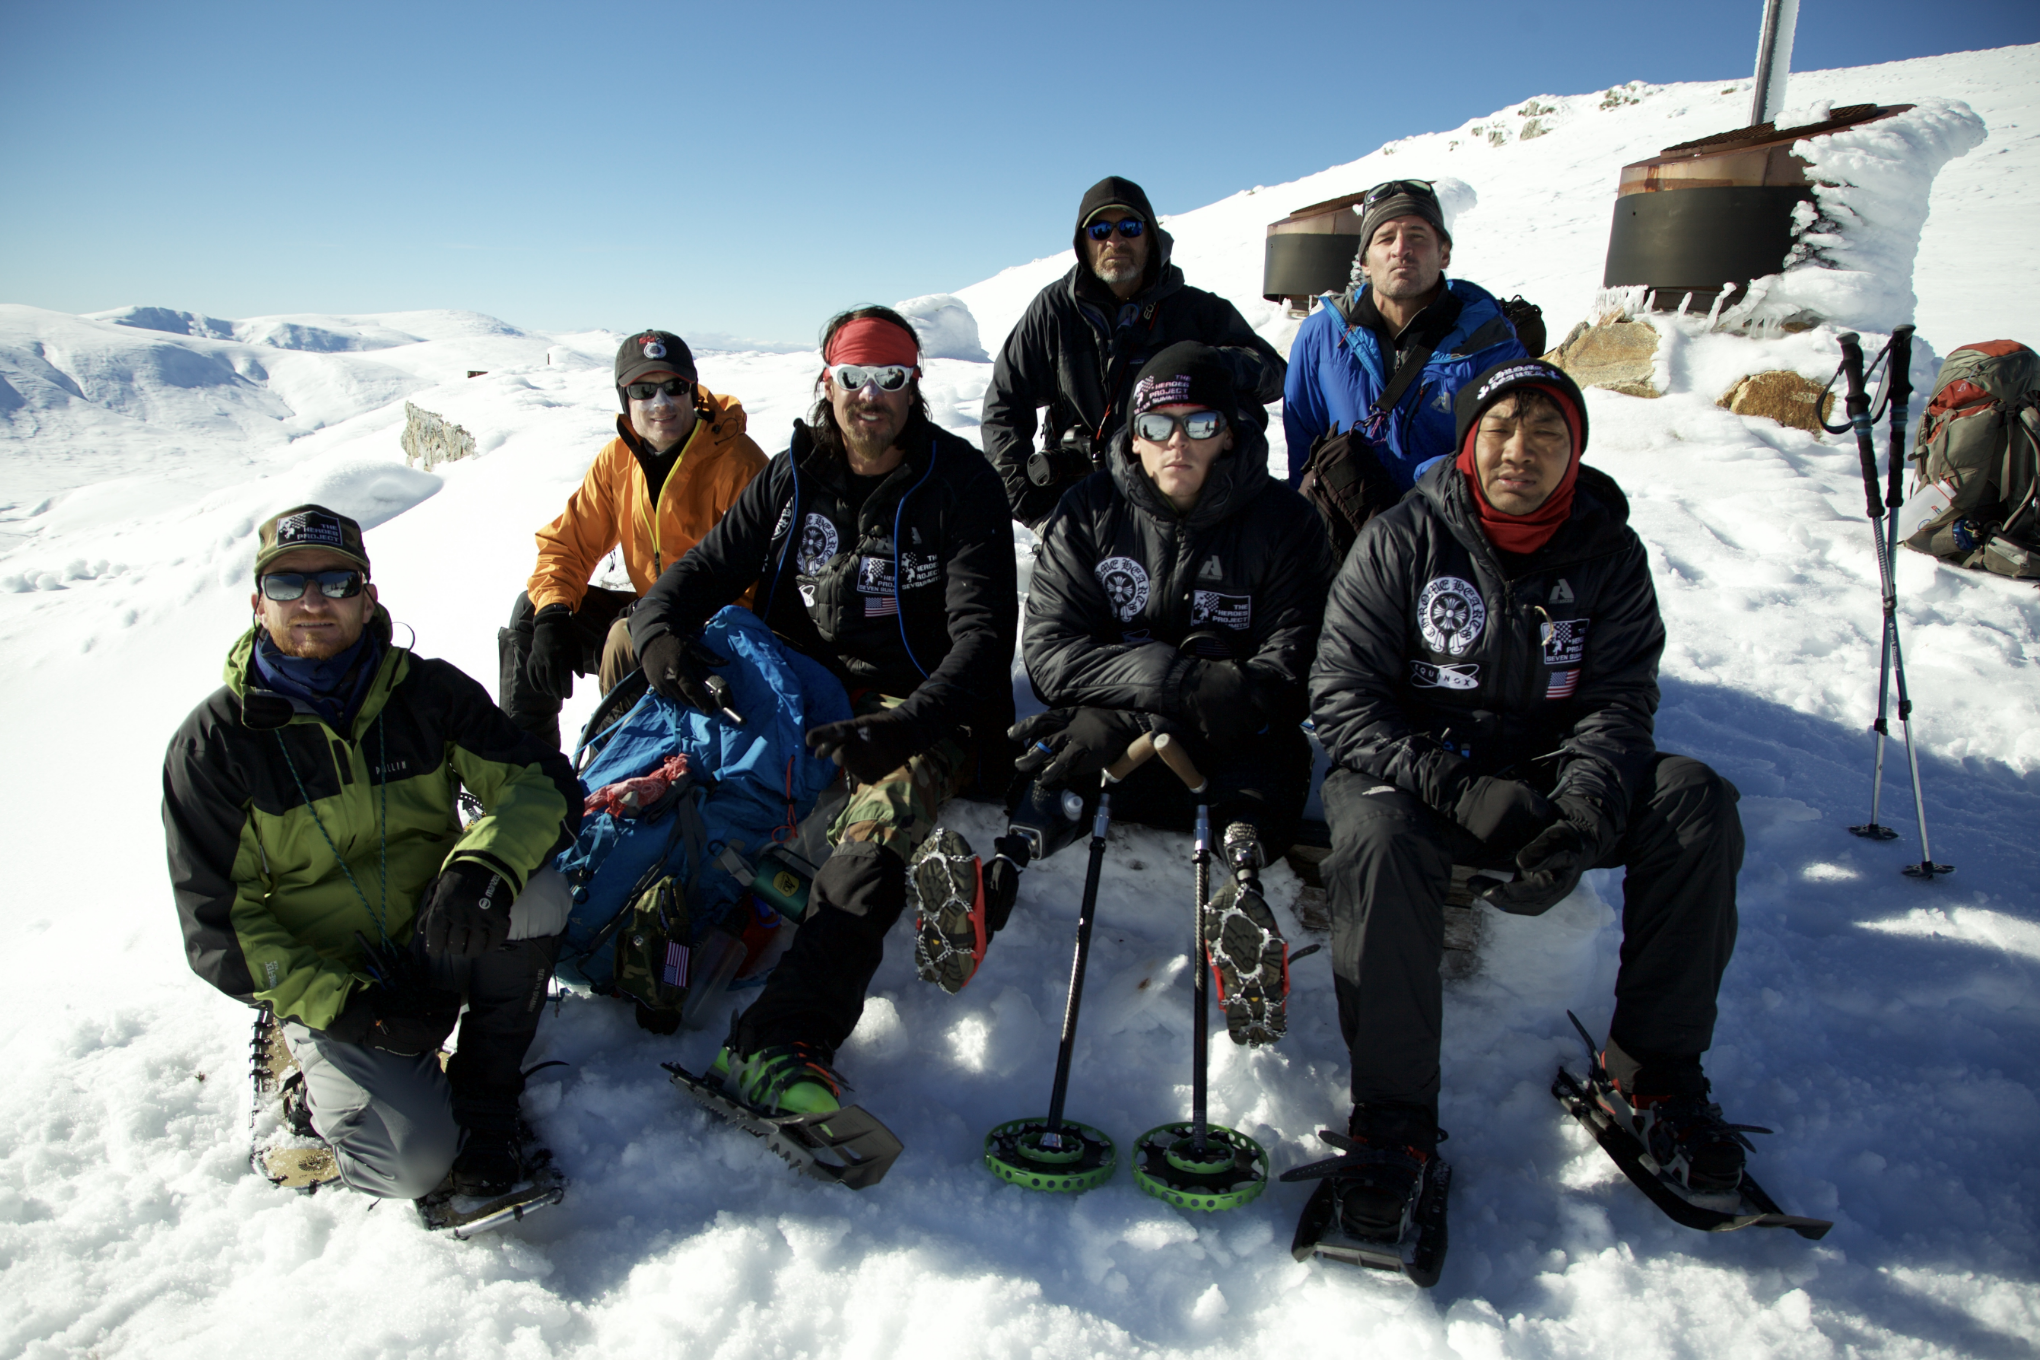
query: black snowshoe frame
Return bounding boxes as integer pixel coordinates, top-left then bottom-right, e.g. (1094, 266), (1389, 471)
(1552, 1013), (1831, 1240)
(417, 1165), (568, 1239)
(1283, 1129), (1452, 1288)
(664, 1060), (902, 1190)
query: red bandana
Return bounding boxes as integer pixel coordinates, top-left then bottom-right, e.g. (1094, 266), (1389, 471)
(1455, 383), (1582, 554)
(824, 317), (920, 368)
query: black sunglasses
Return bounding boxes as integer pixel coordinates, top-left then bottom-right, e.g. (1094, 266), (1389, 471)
(1085, 217), (1145, 242)
(623, 377), (690, 401)
(260, 569), (366, 601)
(1133, 409), (1226, 443)
(1362, 179), (1438, 209)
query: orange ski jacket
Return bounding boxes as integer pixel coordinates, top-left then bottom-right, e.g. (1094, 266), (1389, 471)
(526, 388), (768, 612)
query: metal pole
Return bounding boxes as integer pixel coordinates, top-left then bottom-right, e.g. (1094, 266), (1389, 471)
(1191, 799), (1211, 1154)
(1042, 792), (1111, 1140)
(1749, 0), (1799, 126)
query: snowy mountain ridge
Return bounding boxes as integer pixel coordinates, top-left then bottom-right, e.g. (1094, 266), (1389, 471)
(1, 42), (2037, 1360)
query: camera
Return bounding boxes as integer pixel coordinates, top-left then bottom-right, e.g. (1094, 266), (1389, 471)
(1025, 431), (1099, 488)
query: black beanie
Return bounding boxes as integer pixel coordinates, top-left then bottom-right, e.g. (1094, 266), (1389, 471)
(1452, 358), (1589, 454)
(615, 329), (697, 408)
(1130, 342), (1237, 419)
(1356, 180), (1452, 254)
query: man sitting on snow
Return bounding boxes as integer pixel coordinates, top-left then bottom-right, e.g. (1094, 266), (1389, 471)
(1282, 179), (1527, 507)
(164, 505), (582, 1200)
(627, 306), (1016, 1118)
(500, 328), (767, 749)
(1308, 361), (1748, 1239)
(997, 343), (1334, 1039)
(981, 175), (1287, 528)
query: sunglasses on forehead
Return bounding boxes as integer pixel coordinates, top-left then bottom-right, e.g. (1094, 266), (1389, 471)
(623, 377), (690, 401)
(1085, 217), (1145, 242)
(259, 569), (366, 601)
(827, 363), (915, 393)
(1362, 178), (1438, 209)
(1133, 409), (1226, 443)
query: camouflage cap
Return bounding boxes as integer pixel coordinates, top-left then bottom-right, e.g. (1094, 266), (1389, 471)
(254, 504), (371, 579)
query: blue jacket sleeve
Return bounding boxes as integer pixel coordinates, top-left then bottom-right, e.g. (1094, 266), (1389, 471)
(1283, 316), (1331, 488)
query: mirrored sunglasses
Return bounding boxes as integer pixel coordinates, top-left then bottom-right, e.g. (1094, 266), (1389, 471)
(828, 363), (914, 393)
(1085, 217), (1145, 242)
(1133, 409), (1226, 443)
(623, 377), (690, 401)
(260, 569), (366, 601)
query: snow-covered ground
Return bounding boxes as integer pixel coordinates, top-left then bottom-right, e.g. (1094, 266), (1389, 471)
(3, 42), (2037, 1360)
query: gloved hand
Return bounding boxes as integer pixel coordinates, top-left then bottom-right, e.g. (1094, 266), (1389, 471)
(1180, 660), (1263, 746)
(1011, 708), (1152, 791)
(807, 708), (927, 785)
(418, 859), (513, 958)
(1555, 790), (1620, 865)
(1481, 820), (1587, 916)
(525, 604), (578, 700)
(1451, 776), (1556, 856)
(639, 634), (732, 715)
(321, 937), (462, 1056)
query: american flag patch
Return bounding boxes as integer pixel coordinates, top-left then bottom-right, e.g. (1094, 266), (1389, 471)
(663, 941), (690, 987)
(864, 594), (898, 617)
(1546, 669), (1580, 699)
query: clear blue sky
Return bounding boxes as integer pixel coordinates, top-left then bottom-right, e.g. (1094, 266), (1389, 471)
(4, 0), (2033, 345)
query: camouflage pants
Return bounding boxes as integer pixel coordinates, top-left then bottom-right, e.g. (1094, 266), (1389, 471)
(826, 693), (969, 859)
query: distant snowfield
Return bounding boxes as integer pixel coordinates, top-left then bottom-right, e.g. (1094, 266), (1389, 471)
(3, 44), (2037, 1360)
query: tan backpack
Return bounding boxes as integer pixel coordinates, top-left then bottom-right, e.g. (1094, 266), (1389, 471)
(1904, 340), (2040, 580)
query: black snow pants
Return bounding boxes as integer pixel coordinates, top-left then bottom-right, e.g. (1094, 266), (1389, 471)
(1321, 752), (1742, 1114)
(431, 932), (563, 1127)
(498, 586), (638, 750)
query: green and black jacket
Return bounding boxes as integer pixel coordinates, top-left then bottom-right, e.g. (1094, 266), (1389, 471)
(162, 610), (581, 1030)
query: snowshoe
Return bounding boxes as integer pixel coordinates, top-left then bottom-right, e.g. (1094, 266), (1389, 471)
(665, 1044), (902, 1190)
(911, 828), (988, 995)
(417, 1127), (567, 1240)
(1284, 1126), (1451, 1288)
(1202, 824), (1287, 1046)
(248, 1008), (341, 1193)
(1552, 1012), (1830, 1239)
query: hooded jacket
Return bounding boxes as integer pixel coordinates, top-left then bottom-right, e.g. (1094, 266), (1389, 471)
(1282, 279), (1528, 490)
(1308, 458), (1664, 831)
(526, 386), (768, 612)
(1024, 413), (1333, 733)
(162, 609), (582, 1031)
(983, 177), (1287, 527)
(629, 416), (1018, 790)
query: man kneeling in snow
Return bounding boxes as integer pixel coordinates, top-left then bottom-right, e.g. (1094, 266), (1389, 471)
(163, 505), (582, 1199)
(1308, 361), (1747, 1237)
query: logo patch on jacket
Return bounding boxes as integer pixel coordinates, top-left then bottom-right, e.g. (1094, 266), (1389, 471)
(797, 513), (839, 576)
(1541, 618), (1587, 666)
(1417, 576), (1486, 656)
(1190, 590), (1251, 630)
(1095, 556), (1150, 622)
(856, 556), (894, 595)
(1410, 660), (1479, 690)
(1197, 556), (1223, 582)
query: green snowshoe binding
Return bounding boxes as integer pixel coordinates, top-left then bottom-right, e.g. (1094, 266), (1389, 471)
(666, 1042), (902, 1190)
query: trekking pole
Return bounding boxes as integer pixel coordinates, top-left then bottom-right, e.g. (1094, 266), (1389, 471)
(983, 732), (1162, 1192)
(1881, 327), (1950, 879)
(1837, 334), (1900, 842)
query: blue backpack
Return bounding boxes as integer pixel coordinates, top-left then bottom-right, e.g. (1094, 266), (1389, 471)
(552, 606), (850, 997)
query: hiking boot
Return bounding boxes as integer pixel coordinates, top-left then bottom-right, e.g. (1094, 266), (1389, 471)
(911, 828), (990, 995)
(1335, 1103), (1441, 1239)
(279, 1071), (318, 1139)
(1202, 823), (1288, 1046)
(712, 1042), (843, 1117)
(1603, 1063), (1754, 1197)
(451, 1123), (526, 1197)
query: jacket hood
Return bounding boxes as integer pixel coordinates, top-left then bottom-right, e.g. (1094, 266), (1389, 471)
(1071, 175), (1174, 296)
(226, 606), (402, 730)
(1417, 456), (1631, 550)
(1107, 403), (1273, 530)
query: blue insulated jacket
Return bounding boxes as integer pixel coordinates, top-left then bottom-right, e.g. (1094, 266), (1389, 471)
(1282, 279), (1527, 491)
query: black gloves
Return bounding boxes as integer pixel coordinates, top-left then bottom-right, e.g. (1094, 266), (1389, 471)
(1011, 708), (1151, 791)
(418, 859), (513, 958)
(1482, 821), (1588, 916)
(1451, 776), (1556, 857)
(525, 604), (578, 700)
(807, 708), (928, 785)
(640, 634), (733, 716)
(322, 937), (462, 1056)
(1180, 661), (1265, 746)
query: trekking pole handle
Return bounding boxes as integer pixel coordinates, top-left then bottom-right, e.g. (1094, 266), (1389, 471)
(1104, 732), (1161, 784)
(1885, 326), (1916, 510)
(1836, 333), (1883, 520)
(1151, 732), (1209, 795)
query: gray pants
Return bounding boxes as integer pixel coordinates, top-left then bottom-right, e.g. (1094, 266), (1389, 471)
(282, 868), (573, 1199)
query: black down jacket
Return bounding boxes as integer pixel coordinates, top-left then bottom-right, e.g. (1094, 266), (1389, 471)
(982, 180), (1286, 528)
(1024, 416), (1334, 733)
(630, 417), (1018, 792)
(1307, 458), (1665, 830)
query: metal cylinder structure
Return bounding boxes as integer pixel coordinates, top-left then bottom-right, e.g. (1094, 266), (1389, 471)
(1263, 191), (1368, 314)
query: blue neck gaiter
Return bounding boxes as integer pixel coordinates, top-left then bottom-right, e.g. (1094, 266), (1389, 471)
(253, 628), (383, 731)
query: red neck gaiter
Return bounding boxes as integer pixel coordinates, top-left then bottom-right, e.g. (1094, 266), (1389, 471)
(1455, 384), (1582, 554)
